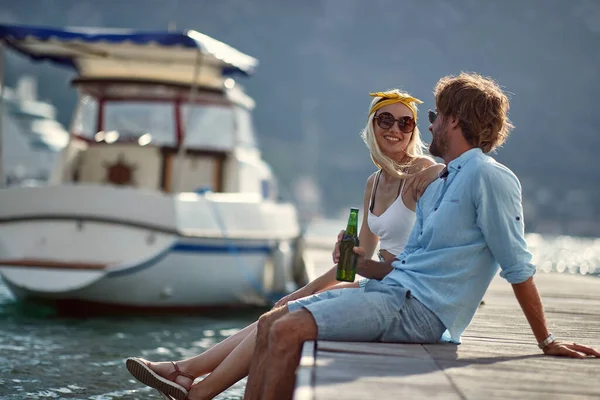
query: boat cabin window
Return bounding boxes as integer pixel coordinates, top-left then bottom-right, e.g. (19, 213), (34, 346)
(72, 96), (98, 138)
(234, 106), (258, 148)
(72, 97), (175, 144)
(72, 97), (253, 150)
(181, 104), (236, 150)
(103, 101), (176, 145)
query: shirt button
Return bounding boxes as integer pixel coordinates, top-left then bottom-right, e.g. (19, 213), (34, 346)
(434, 207), (438, 211)
(458, 166), (461, 170)
(420, 231), (423, 235)
(401, 260), (406, 264)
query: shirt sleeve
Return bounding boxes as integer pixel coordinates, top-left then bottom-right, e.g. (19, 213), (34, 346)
(473, 161), (536, 284)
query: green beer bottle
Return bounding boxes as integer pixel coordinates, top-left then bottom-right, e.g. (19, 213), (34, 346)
(336, 208), (360, 282)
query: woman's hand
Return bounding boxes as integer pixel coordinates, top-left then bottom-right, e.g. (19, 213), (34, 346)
(403, 164), (446, 201)
(332, 230), (346, 264)
(273, 284), (315, 308)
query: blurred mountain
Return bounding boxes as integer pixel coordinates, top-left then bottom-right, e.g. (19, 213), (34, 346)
(1, 0), (599, 235)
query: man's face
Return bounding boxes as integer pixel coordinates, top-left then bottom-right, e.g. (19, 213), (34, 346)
(428, 110), (449, 158)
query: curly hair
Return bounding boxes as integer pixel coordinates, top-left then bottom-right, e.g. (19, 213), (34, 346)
(434, 73), (514, 153)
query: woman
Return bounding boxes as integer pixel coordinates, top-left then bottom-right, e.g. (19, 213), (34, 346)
(125, 90), (444, 400)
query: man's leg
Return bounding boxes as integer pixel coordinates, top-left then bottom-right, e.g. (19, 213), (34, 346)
(244, 305), (289, 400)
(253, 282), (405, 399)
(260, 309), (317, 400)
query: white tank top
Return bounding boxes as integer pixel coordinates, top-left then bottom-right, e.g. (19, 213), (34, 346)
(367, 170), (416, 255)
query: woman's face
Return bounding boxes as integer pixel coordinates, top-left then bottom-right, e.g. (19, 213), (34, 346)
(372, 102), (415, 160)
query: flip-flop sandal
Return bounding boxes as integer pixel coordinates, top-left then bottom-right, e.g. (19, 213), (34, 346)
(126, 357), (194, 400)
(157, 391), (176, 400)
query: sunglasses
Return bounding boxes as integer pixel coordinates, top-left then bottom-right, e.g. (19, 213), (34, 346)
(428, 109), (438, 124)
(373, 112), (415, 134)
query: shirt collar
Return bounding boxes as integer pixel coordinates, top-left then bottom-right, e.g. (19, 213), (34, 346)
(447, 148), (482, 173)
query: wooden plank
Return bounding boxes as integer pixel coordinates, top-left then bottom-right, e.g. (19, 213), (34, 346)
(425, 272), (600, 399)
(317, 341), (434, 358)
(312, 348), (461, 400)
(295, 341), (316, 400)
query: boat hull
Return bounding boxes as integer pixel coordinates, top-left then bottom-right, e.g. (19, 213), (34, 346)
(0, 185), (302, 310)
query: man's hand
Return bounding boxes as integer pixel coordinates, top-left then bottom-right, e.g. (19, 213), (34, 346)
(543, 341), (600, 358)
(354, 246), (393, 280)
(332, 230), (345, 264)
(353, 246), (366, 272)
(273, 285), (314, 308)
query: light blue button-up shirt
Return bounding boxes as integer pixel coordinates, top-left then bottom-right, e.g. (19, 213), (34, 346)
(381, 148), (536, 343)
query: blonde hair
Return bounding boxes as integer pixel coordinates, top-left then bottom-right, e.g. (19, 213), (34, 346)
(360, 89), (429, 178)
(434, 72), (514, 153)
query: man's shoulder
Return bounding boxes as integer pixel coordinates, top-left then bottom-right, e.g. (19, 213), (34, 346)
(470, 154), (521, 190)
(470, 154), (518, 177)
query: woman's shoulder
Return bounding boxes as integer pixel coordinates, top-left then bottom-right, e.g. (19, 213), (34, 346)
(366, 170), (379, 186)
(364, 170), (380, 193)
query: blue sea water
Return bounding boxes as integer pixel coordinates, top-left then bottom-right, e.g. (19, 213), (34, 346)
(0, 278), (263, 400)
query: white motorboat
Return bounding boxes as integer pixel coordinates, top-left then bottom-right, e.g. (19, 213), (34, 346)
(0, 24), (307, 313)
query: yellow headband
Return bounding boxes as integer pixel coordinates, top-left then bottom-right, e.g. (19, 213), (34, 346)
(369, 92), (423, 120)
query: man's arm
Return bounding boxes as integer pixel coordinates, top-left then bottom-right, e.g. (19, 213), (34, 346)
(474, 163), (535, 284)
(355, 256), (393, 280)
(476, 163), (599, 357)
(513, 277), (600, 358)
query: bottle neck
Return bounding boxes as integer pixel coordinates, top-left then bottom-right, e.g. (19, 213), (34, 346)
(346, 210), (359, 236)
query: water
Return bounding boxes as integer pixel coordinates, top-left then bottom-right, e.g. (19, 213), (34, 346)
(0, 281), (264, 400)
(1, 232), (599, 399)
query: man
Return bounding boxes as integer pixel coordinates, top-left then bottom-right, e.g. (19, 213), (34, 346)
(243, 73), (600, 400)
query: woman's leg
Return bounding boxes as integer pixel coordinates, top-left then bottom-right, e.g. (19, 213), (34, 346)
(185, 327), (258, 400)
(141, 320), (257, 385)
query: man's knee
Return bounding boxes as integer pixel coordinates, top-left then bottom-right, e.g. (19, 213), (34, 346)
(269, 311), (317, 354)
(269, 318), (299, 354)
(257, 307), (287, 336)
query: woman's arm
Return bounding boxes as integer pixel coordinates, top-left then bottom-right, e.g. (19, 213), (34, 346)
(333, 173), (379, 264)
(274, 175), (381, 308)
(358, 173), (380, 260)
(403, 158), (446, 201)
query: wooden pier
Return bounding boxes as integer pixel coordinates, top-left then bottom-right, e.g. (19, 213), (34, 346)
(294, 249), (600, 399)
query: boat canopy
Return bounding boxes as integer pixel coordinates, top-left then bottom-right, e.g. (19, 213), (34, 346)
(0, 24), (258, 88)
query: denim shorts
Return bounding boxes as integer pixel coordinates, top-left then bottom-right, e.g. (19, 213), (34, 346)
(287, 279), (446, 343)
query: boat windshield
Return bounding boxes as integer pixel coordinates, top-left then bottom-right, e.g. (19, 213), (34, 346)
(72, 97), (252, 150)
